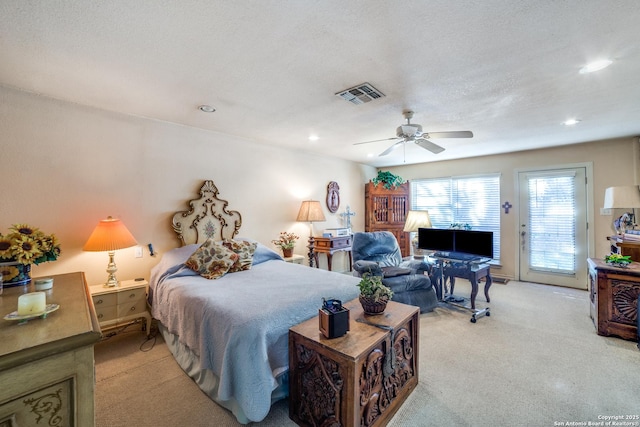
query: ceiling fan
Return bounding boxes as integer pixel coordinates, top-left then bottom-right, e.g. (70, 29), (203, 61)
(354, 110), (473, 156)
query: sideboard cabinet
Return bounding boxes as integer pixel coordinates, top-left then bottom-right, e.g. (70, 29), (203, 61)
(0, 272), (101, 426)
(587, 258), (639, 341)
(365, 181), (411, 257)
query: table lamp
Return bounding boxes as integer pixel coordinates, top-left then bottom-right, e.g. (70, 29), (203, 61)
(83, 216), (138, 287)
(296, 200), (326, 267)
(603, 186), (640, 234)
(403, 210), (432, 258)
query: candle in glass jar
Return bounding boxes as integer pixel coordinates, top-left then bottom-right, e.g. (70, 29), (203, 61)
(17, 292), (46, 316)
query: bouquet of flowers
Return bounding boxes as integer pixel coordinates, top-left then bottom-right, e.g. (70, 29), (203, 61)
(0, 224), (62, 265)
(271, 231), (299, 250)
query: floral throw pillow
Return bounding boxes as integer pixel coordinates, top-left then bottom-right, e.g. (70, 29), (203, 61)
(223, 239), (258, 273)
(185, 239), (238, 279)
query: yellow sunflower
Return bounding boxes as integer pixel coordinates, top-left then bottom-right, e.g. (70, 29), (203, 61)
(0, 264), (19, 281)
(11, 234), (43, 264)
(0, 234), (13, 259)
(10, 224), (39, 236)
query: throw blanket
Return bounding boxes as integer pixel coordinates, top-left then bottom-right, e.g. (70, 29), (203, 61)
(149, 242), (360, 422)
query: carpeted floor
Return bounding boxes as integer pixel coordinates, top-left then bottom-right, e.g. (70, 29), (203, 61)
(94, 280), (640, 426)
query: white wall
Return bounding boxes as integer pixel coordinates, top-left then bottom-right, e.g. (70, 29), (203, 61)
(1, 86), (376, 284)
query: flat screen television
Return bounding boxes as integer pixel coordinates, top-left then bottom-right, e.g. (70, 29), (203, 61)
(453, 230), (494, 259)
(418, 228), (494, 259)
(416, 228), (455, 252)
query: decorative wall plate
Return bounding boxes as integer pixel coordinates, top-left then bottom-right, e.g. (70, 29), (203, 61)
(327, 181), (340, 213)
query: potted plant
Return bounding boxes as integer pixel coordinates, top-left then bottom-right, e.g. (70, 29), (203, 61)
(357, 273), (394, 315)
(604, 253), (632, 268)
(371, 170), (404, 190)
(271, 231), (299, 258)
(0, 224), (62, 287)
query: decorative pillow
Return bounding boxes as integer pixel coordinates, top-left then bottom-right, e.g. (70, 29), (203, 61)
(185, 239), (238, 279)
(223, 239), (258, 272)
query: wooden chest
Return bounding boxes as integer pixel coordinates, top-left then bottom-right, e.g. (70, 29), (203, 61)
(588, 258), (639, 341)
(289, 299), (419, 427)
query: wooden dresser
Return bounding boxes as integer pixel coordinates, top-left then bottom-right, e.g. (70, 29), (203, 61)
(289, 299), (419, 427)
(365, 181), (411, 257)
(587, 258), (639, 341)
(0, 272), (101, 426)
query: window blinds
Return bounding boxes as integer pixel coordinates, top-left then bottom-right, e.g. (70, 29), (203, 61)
(411, 174), (501, 260)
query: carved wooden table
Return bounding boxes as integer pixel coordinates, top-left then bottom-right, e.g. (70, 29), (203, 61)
(289, 299), (419, 427)
(588, 258), (639, 341)
(312, 235), (353, 271)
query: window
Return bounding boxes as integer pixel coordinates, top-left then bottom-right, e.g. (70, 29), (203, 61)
(411, 174), (501, 260)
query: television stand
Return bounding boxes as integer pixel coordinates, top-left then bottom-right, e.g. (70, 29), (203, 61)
(433, 256), (492, 323)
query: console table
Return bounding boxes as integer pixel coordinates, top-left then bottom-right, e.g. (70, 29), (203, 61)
(289, 299), (419, 427)
(587, 258), (639, 342)
(312, 235), (353, 271)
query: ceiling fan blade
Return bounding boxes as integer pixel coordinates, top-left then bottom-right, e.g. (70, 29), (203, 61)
(415, 139), (445, 154)
(425, 131), (473, 139)
(379, 141), (404, 156)
(353, 137), (399, 146)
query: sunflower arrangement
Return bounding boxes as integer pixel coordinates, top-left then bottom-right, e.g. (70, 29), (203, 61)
(0, 224), (61, 266)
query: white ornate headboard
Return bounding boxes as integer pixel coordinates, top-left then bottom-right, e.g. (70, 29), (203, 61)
(172, 180), (242, 245)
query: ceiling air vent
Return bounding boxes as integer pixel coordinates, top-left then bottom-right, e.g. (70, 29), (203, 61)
(335, 82), (385, 105)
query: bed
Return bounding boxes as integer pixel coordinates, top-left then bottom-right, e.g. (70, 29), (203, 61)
(148, 180), (360, 423)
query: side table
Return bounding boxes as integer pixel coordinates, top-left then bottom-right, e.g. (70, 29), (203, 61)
(312, 235), (353, 271)
(283, 254), (305, 265)
(89, 279), (151, 337)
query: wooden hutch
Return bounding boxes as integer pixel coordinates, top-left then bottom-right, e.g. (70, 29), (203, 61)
(365, 181), (411, 257)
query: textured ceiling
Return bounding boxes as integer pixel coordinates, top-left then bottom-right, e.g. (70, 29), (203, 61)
(2, 1), (640, 167)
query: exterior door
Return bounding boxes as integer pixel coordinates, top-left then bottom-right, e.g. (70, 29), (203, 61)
(518, 167), (588, 289)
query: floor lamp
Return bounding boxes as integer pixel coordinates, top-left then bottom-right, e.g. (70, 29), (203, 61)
(296, 200), (326, 267)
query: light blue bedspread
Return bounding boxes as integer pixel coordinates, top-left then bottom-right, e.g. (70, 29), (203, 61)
(149, 242), (360, 423)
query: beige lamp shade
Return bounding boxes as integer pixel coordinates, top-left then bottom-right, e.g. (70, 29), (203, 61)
(603, 186), (640, 209)
(403, 210), (432, 232)
(296, 200), (326, 223)
(83, 216), (138, 251)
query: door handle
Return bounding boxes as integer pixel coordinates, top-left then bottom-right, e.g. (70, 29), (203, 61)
(521, 225), (526, 251)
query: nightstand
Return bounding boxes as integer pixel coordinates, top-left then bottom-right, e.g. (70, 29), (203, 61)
(89, 279), (151, 337)
(284, 254), (305, 265)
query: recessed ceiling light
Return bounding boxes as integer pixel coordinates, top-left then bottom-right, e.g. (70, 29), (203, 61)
(579, 59), (613, 74)
(198, 105), (216, 113)
(563, 119), (581, 126)
(308, 135), (319, 142)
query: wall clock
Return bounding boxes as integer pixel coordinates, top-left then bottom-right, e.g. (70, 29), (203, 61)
(326, 181), (340, 213)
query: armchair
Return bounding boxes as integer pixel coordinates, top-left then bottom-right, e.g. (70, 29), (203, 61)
(352, 231), (438, 313)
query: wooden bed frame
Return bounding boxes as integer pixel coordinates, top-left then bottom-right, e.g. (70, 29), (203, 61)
(172, 180), (242, 245)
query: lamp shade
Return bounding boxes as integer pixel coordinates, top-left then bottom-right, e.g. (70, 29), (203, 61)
(296, 200), (326, 222)
(403, 210), (432, 232)
(603, 186), (640, 209)
(83, 216), (138, 252)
